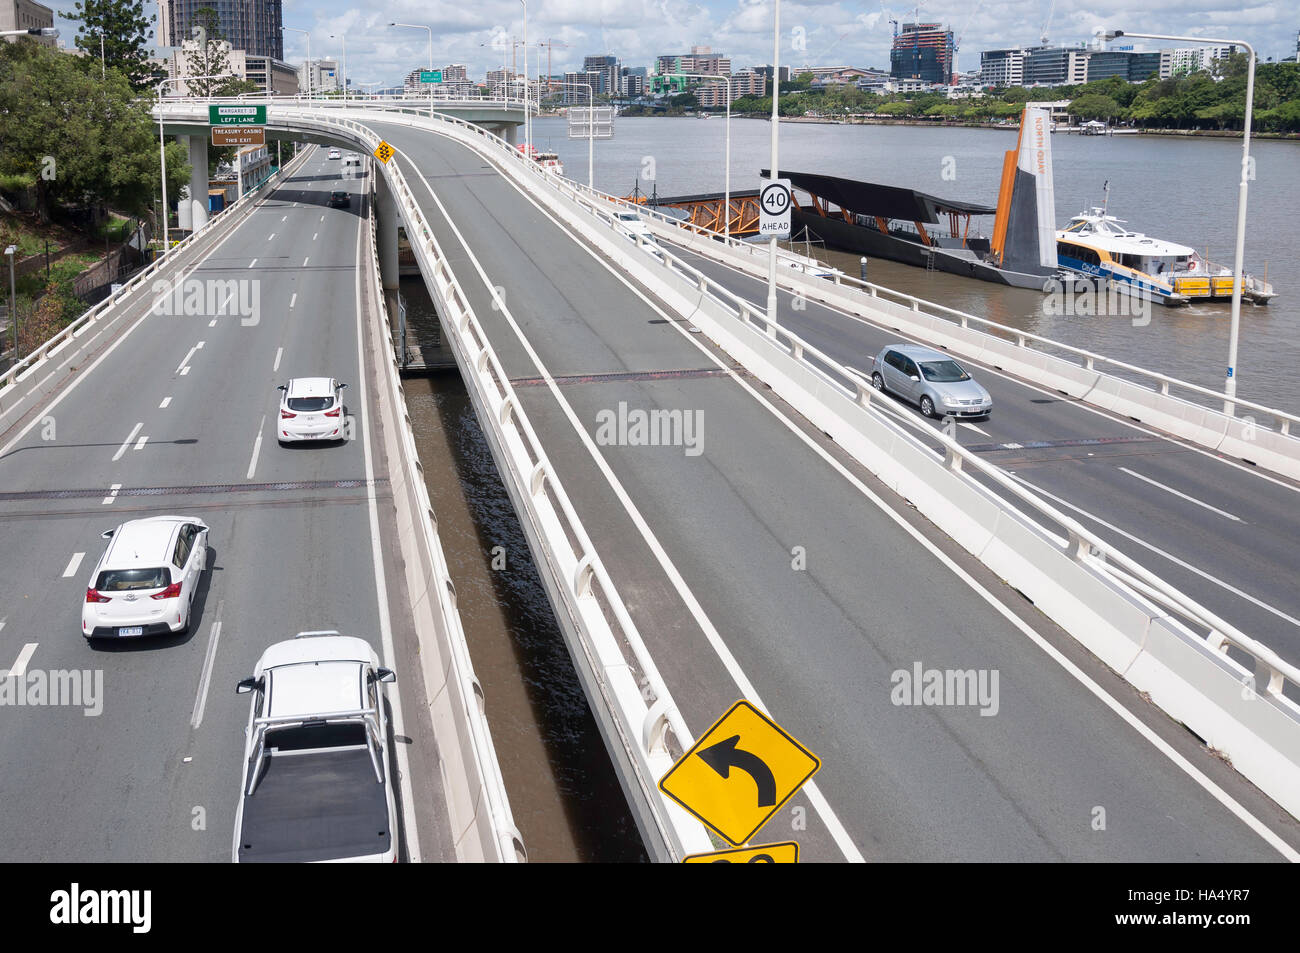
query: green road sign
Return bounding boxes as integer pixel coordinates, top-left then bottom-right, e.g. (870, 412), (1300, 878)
(208, 104), (267, 126)
(419, 70), (442, 83)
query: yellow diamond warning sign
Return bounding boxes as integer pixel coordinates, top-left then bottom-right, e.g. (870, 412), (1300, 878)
(373, 141), (394, 164)
(683, 842), (800, 864)
(659, 700), (820, 846)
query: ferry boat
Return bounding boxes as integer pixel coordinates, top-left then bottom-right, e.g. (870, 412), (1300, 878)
(1056, 206), (1276, 307)
(518, 143), (564, 177)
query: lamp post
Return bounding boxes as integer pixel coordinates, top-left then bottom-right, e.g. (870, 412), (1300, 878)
(330, 34), (347, 101)
(1104, 30), (1255, 412)
(554, 80), (596, 188)
(156, 74), (227, 256)
(284, 26), (310, 100)
(4, 245), (15, 357)
(519, 1), (529, 154)
(678, 73), (732, 238)
(766, 0), (782, 327)
(390, 22), (432, 112)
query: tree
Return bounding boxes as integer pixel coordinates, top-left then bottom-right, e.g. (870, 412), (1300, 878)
(1069, 94), (1121, 121)
(0, 40), (188, 222)
(59, 0), (158, 91)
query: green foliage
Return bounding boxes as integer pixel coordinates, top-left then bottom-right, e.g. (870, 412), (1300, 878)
(0, 40), (189, 222)
(58, 0), (159, 91)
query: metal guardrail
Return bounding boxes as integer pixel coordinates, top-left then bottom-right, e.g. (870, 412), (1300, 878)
(381, 105), (1300, 706)
(200, 102), (711, 858)
(152, 98), (1300, 821)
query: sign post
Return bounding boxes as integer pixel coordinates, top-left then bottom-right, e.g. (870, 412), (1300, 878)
(418, 69), (442, 84)
(208, 104), (266, 126)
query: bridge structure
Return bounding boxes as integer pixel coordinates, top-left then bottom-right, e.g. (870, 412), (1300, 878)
(2, 94), (1298, 863)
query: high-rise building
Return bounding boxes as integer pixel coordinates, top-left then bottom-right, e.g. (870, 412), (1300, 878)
(298, 58), (339, 94)
(1086, 50), (1160, 83)
(1022, 45), (1089, 85)
(695, 70), (765, 107)
(582, 54), (619, 95)
(158, 0), (284, 59)
(682, 45), (730, 75)
(563, 70), (598, 103)
(1158, 45), (1238, 78)
(168, 39), (297, 95)
(980, 48), (1025, 87)
(620, 65), (647, 97)
(1, 0), (54, 44)
(441, 64), (468, 84)
(753, 64), (790, 84)
(890, 22), (954, 85)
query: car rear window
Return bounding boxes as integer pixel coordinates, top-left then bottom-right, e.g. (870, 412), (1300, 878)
(332, 191), (347, 199)
(919, 360), (970, 383)
(287, 396), (333, 411)
(267, 722), (367, 751)
(96, 567), (169, 591)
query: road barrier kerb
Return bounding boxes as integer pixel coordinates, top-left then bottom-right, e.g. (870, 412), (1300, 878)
(360, 173), (524, 863)
(444, 125), (1300, 821)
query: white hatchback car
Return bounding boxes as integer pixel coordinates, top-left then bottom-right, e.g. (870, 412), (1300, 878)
(277, 378), (347, 443)
(82, 516), (209, 639)
(328, 148), (341, 160)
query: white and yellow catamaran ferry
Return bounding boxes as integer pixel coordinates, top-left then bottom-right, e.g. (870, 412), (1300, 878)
(1055, 193), (1275, 307)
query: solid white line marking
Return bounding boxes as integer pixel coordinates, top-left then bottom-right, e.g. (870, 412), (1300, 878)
(273, 347), (283, 372)
(3, 643), (38, 679)
(159, 397), (172, 408)
(289, 292), (297, 308)
(101, 483), (121, 505)
(412, 160), (866, 861)
(134, 435), (148, 451)
(248, 258), (258, 268)
(112, 423), (143, 461)
(196, 341), (205, 349)
(959, 421), (990, 436)
(190, 604), (223, 729)
(1008, 472), (1300, 627)
(246, 416), (266, 480)
(62, 553), (85, 578)
(1118, 467), (1242, 521)
(350, 213), (422, 862)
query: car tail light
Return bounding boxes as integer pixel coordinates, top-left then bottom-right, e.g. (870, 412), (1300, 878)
(324, 408), (341, 417)
(85, 588), (110, 604)
(281, 410), (297, 419)
(151, 582), (182, 600)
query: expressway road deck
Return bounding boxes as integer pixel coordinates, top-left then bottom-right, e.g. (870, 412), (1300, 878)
(370, 118), (1300, 862)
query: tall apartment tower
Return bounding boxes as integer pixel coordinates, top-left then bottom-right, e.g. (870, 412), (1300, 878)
(890, 22), (954, 85)
(157, 0), (283, 59)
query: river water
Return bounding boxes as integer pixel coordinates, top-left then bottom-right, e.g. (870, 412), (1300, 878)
(532, 115), (1299, 412)
(403, 117), (1297, 862)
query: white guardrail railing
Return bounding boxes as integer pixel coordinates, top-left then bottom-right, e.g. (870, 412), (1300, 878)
(360, 161), (525, 862)
(298, 102), (1300, 821)
(170, 101), (716, 859)
(153, 101), (1300, 826)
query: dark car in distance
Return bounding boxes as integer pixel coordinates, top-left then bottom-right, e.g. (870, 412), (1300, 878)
(327, 190), (350, 209)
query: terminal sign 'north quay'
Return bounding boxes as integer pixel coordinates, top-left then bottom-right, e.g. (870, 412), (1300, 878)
(208, 104), (267, 126)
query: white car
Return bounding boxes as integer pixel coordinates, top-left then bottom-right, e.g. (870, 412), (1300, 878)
(328, 148), (341, 160)
(277, 377), (347, 443)
(82, 516), (208, 639)
(233, 632), (399, 863)
(614, 210), (657, 246)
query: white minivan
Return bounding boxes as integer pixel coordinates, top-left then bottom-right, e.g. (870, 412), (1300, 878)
(82, 516), (209, 639)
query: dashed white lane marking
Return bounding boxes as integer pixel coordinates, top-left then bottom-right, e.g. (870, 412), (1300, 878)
(112, 423), (143, 462)
(248, 258), (258, 268)
(273, 347), (283, 372)
(159, 397), (172, 409)
(208, 319), (217, 327)
(958, 422), (991, 436)
(1118, 467), (1242, 522)
(246, 415), (266, 480)
(175, 343), (200, 375)
(302, 256), (309, 266)
(289, 292), (297, 308)
(180, 366), (191, 376)
(268, 233), (275, 241)
(281, 215), (286, 222)
(2, 643), (38, 680)
(133, 435), (148, 451)
(101, 483), (121, 505)
(62, 553), (85, 578)
(319, 214), (325, 222)
(313, 233), (318, 241)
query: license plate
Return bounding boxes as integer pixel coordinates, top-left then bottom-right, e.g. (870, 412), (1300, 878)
(118, 626), (144, 637)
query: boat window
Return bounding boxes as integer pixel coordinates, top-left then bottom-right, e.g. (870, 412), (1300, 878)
(919, 360), (970, 383)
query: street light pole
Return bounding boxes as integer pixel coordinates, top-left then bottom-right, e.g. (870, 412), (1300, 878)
(678, 73), (732, 238)
(330, 34), (347, 101)
(4, 245), (15, 357)
(766, 0), (781, 327)
(284, 26), (310, 100)
(390, 23), (433, 113)
(1105, 30), (1255, 412)
(520, 0), (529, 154)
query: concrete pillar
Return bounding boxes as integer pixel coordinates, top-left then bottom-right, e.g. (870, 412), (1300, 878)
(376, 171), (399, 291)
(186, 135), (209, 230)
(502, 123), (518, 146)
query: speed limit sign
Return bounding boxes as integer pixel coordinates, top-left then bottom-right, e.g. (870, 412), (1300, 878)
(759, 178), (792, 238)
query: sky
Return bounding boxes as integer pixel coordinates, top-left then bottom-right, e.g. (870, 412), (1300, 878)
(53, 1), (1300, 88)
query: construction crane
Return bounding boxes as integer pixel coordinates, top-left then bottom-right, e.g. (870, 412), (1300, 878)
(1040, 0), (1056, 45)
(537, 38), (570, 93)
(951, 0), (986, 81)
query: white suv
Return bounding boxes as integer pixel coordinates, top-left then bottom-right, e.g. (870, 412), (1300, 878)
(277, 378), (347, 443)
(82, 516), (209, 639)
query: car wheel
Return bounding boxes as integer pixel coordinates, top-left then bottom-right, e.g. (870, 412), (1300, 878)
(871, 372), (885, 392)
(920, 395), (936, 418)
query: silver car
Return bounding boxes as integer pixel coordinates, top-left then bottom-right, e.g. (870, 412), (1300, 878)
(870, 344), (992, 419)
